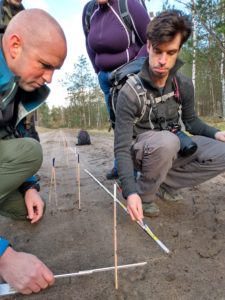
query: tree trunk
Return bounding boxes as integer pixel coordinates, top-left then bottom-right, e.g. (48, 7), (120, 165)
(221, 7), (225, 118)
(192, 3), (197, 112)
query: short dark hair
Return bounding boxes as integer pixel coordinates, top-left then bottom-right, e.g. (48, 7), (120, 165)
(146, 10), (192, 48)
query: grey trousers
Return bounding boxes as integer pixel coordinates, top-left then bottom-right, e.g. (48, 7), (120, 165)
(0, 137), (43, 219)
(132, 130), (225, 203)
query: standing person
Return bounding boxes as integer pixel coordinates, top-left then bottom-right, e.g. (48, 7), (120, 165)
(82, 0), (150, 180)
(114, 10), (225, 220)
(0, 9), (67, 294)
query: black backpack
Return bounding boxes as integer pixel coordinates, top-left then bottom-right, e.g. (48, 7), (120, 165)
(83, 0), (147, 44)
(76, 130), (91, 146)
(108, 57), (181, 129)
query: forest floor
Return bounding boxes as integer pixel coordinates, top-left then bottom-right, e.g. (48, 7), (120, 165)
(2, 128), (225, 300)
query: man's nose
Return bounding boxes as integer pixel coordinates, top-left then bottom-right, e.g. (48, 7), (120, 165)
(159, 53), (167, 65)
(43, 70), (54, 84)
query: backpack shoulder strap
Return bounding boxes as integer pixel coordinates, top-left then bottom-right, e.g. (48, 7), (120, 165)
(118, 0), (132, 35)
(126, 74), (147, 123)
(140, 0), (147, 10)
(118, 0), (146, 45)
(0, 0), (6, 33)
(84, 0), (97, 36)
(172, 75), (181, 102)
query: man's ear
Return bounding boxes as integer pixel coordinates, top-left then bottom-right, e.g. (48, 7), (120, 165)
(8, 34), (21, 59)
(146, 40), (151, 54)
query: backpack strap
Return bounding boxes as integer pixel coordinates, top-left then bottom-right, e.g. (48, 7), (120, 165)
(172, 75), (185, 130)
(139, 0), (147, 10)
(172, 76), (181, 102)
(118, 0), (146, 45)
(0, 0), (6, 34)
(126, 74), (183, 130)
(84, 0), (147, 45)
(126, 74), (148, 124)
(84, 0), (97, 36)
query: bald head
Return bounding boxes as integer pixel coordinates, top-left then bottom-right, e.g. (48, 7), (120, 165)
(4, 8), (66, 50)
(2, 9), (67, 91)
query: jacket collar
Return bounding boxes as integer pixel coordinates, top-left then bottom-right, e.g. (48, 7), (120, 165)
(0, 48), (19, 93)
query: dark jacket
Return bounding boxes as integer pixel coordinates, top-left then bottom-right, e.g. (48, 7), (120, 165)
(114, 58), (219, 199)
(0, 48), (49, 191)
(0, 1), (40, 141)
(0, 0), (25, 33)
(82, 0), (150, 73)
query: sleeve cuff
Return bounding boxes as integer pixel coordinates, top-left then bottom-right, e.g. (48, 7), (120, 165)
(0, 237), (10, 256)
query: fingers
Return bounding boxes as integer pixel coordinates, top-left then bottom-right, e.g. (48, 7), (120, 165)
(127, 194), (143, 222)
(30, 204), (44, 224)
(137, 200), (144, 220)
(127, 206), (136, 221)
(26, 202), (34, 221)
(25, 189), (44, 223)
(42, 269), (55, 286)
(19, 264), (54, 294)
(127, 206), (141, 221)
(20, 288), (33, 295)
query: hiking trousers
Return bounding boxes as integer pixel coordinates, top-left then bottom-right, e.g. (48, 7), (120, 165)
(0, 137), (43, 219)
(132, 130), (225, 203)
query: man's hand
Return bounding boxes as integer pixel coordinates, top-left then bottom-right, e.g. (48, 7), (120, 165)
(0, 247), (54, 294)
(25, 189), (45, 224)
(215, 131), (225, 142)
(127, 193), (143, 222)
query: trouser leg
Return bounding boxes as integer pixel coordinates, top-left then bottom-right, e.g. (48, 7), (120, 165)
(163, 135), (225, 192)
(0, 190), (27, 220)
(133, 130), (180, 203)
(98, 70), (111, 115)
(0, 138), (43, 219)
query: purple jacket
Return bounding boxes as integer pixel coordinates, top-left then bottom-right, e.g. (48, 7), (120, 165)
(82, 0), (150, 73)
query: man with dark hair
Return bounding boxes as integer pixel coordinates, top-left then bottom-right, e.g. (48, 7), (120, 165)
(114, 10), (225, 221)
(0, 8), (67, 294)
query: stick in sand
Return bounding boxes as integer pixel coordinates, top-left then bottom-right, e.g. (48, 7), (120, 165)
(48, 158), (58, 208)
(77, 154), (81, 210)
(84, 169), (170, 254)
(114, 183), (118, 289)
(0, 262), (147, 296)
(65, 139), (69, 166)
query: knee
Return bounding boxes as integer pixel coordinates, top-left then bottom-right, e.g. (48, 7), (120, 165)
(161, 131), (180, 154)
(145, 131), (179, 160)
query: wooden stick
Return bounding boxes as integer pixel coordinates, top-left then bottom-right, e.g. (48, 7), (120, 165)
(114, 183), (118, 289)
(77, 154), (81, 210)
(52, 167), (58, 208)
(48, 169), (53, 206)
(65, 139), (69, 166)
(48, 158), (56, 206)
(84, 169), (170, 254)
(48, 158), (58, 208)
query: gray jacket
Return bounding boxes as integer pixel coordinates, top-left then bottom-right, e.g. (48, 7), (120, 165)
(114, 58), (218, 199)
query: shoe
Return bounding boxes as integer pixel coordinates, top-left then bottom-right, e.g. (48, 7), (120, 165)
(106, 167), (119, 180)
(143, 202), (160, 217)
(157, 186), (183, 202)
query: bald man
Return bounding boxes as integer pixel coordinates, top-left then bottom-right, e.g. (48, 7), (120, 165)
(0, 0), (41, 143)
(0, 9), (67, 294)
